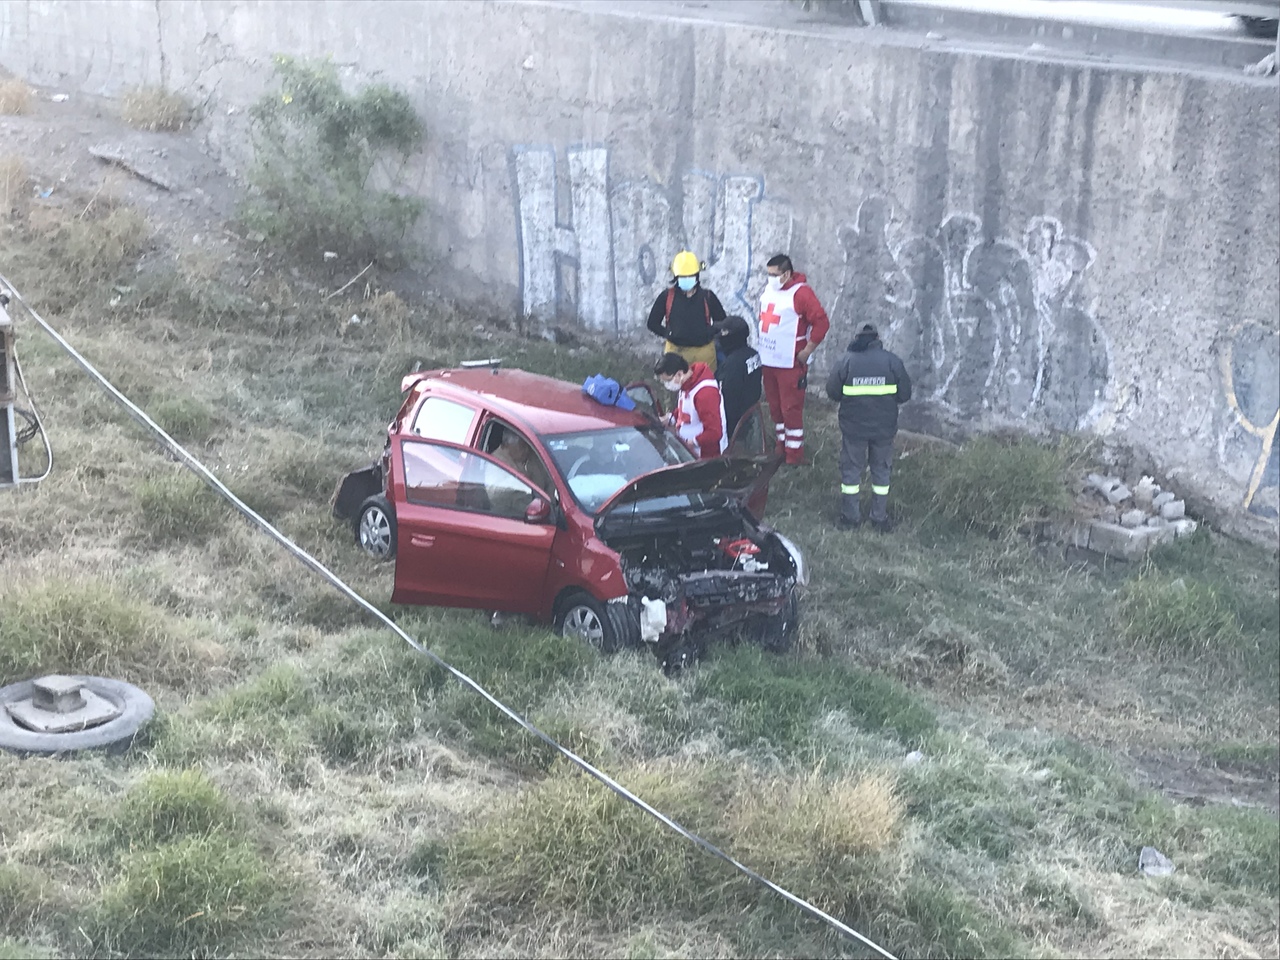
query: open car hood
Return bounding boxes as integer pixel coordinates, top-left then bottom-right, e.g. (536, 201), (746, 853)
(595, 455), (778, 520)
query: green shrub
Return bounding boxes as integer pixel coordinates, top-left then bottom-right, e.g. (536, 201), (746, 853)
(112, 769), (235, 846)
(0, 579), (183, 686)
(95, 835), (277, 958)
(452, 759), (904, 930)
(694, 647), (937, 752)
(134, 471), (226, 545)
(243, 56), (425, 264)
(1116, 575), (1247, 660)
(894, 435), (1075, 537)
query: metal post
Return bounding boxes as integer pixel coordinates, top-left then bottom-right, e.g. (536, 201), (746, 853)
(0, 301), (18, 488)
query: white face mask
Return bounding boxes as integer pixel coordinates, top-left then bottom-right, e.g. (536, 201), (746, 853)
(660, 379), (680, 393)
(767, 274), (784, 292)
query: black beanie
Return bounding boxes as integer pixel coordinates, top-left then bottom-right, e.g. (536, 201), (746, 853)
(717, 315), (750, 353)
(850, 323), (879, 352)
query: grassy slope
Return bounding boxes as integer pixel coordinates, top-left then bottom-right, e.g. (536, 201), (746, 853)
(0, 183), (1276, 960)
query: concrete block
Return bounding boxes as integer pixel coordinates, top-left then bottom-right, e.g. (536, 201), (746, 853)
(1087, 473), (1119, 494)
(1152, 491), (1176, 509)
(1106, 483), (1133, 505)
(1160, 499), (1186, 520)
(1171, 518), (1198, 539)
(1146, 515), (1168, 527)
(1121, 509), (1146, 528)
(1134, 476), (1159, 508)
(1087, 521), (1156, 561)
(1101, 504), (1119, 523)
(1146, 524), (1176, 547)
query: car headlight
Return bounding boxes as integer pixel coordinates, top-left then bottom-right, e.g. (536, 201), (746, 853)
(772, 532), (808, 587)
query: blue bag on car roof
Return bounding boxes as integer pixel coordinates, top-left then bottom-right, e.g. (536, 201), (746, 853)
(582, 374), (636, 411)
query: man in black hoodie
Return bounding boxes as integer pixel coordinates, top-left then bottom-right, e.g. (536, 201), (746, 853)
(714, 315), (763, 438)
(825, 323), (913, 531)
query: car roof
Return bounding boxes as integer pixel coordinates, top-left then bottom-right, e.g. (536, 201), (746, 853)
(412, 367), (653, 435)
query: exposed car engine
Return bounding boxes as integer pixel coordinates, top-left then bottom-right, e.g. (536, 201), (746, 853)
(611, 522), (804, 669)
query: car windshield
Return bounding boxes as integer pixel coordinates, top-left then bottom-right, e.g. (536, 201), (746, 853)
(542, 425), (695, 513)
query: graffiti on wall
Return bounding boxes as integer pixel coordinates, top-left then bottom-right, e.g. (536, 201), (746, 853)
(512, 146), (792, 336)
(1219, 322), (1280, 519)
(832, 196), (1111, 433)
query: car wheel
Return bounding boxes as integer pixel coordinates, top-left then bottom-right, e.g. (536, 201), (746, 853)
(752, 590), (800, 653)
(355, 495), (396, 561)
(555, 592), (637, 653)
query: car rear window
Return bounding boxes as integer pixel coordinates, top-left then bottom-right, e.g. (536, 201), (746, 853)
(411, 396), (477, 444)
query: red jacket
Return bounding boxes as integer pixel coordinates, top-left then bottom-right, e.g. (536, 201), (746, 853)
(675, 362), (728, 459)
(780, 272), (830, 364)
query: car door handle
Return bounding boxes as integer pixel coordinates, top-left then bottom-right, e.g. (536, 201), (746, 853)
(410, 534), (436, 548)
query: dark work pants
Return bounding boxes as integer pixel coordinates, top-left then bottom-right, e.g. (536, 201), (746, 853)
(839, 435), (894, 522)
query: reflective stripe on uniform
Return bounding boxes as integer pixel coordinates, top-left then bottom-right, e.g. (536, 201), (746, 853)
(785, 440), (803, 449)
(841, 484), (859, 495)
(785, 428), (803, 437)
(871, 484), (890, 495)
(842, 383), (898, 396)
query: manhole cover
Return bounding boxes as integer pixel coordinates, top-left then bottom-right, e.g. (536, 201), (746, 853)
(0, 675), (154, 756)
(5, 675), (123, 733)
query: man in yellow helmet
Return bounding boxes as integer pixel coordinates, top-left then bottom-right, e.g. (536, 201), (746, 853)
(646, 250), (726, 372)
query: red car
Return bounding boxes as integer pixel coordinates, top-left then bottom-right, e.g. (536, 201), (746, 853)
(332, 363), (807, 670)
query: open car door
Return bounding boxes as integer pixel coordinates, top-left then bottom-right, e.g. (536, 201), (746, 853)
(725, 404), (781, 522)
(390, 438), (558, 614)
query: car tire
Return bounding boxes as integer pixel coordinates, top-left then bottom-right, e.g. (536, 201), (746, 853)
(0, 676), (155, 756)
(753, 590), (800, 653)
(555, 592), (638, 653)
(355, 495), (396, 562)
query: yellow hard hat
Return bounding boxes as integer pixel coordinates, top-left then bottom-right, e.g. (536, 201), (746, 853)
(671, 250), (700, 277)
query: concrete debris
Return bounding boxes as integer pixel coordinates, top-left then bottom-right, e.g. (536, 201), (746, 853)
(1138, 845), (1175, 877)
(1056, 466), (1197, 560)
(1121, 509), (1146, 528)
(88, 144), (175, 191)
(903, 750), (925, 767)
(1106, 483), (1133, 505)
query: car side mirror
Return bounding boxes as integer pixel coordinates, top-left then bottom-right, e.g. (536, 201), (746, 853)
(525, 497), (552, 524)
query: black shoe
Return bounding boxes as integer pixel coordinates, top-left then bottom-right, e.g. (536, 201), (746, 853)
(837, 515), (862, 530)
(870, 517), (894, 534)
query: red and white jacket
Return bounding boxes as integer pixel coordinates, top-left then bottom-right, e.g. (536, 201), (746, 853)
(674, 362), (728, 459)
(757, 271), (831, 369)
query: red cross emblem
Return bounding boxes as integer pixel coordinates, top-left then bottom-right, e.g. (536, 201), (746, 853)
(760, 302), (781, 333)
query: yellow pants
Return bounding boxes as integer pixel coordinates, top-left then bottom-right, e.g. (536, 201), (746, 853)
(663, 339), (718, 373)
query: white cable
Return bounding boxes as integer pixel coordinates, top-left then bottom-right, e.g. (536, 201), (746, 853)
(12, 353), (53, 484)
(0, 272), (897, 960)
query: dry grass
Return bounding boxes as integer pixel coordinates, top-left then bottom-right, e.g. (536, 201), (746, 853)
(0, 78), (33, 115)
(0, 154), (28, 221)
(120, 86), (192, 131)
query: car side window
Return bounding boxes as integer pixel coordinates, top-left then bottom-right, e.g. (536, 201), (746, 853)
(402, 440), (538, 521)
(411, 397), (477, 443)
(478, 419), (555, 499)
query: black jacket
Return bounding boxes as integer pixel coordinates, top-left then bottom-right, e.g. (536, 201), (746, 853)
(717, 344), (763, 437)
(825, 339), (913, 440)
(646, 286), (726, 347)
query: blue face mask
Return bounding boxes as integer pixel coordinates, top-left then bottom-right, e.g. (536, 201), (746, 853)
(676, 275), (697, 292)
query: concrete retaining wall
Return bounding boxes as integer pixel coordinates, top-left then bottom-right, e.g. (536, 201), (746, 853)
(1, 0), (1276, 536)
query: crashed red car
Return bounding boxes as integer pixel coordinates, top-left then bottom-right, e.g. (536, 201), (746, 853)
(332, 363), (807, 670)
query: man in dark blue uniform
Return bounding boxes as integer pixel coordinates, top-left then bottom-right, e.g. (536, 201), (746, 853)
(825, 323), (912, 531)
(714, 315), (763, 438)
